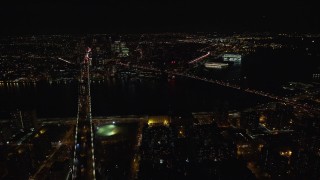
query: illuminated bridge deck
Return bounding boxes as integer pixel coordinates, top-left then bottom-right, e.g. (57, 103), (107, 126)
(72, 48), (96, 180)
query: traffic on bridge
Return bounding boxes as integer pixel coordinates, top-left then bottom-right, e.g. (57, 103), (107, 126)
(72, 47), (96, 180)
(116, 62), (320, 115)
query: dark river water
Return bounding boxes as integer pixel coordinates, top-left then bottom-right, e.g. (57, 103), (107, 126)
(0, 77), (268, 118)
(1, 47), (317, 119)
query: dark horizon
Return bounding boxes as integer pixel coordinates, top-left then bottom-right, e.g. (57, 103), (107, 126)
(1, 1), (320, 35)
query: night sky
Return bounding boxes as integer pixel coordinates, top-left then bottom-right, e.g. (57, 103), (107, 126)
(1, 1), (320, 34)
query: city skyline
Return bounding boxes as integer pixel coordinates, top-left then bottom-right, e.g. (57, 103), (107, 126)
(1, 1), (320, 179)
(1, 32), (320, 179)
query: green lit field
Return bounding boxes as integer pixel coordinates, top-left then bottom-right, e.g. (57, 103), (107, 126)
(95, 123), (138, 138)
(96, 124), (121, 137)
(94, 122), (140, 179)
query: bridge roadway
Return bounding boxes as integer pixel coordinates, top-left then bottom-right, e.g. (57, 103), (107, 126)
(72, 48), (96, 180)
(117, 62), (320, 115)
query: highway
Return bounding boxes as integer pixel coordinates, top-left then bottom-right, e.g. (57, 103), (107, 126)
(188, 51), (211, 64)
(72, 47), (96, 180)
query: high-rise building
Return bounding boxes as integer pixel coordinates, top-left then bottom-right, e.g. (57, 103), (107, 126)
(111, 41), (129, 58)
